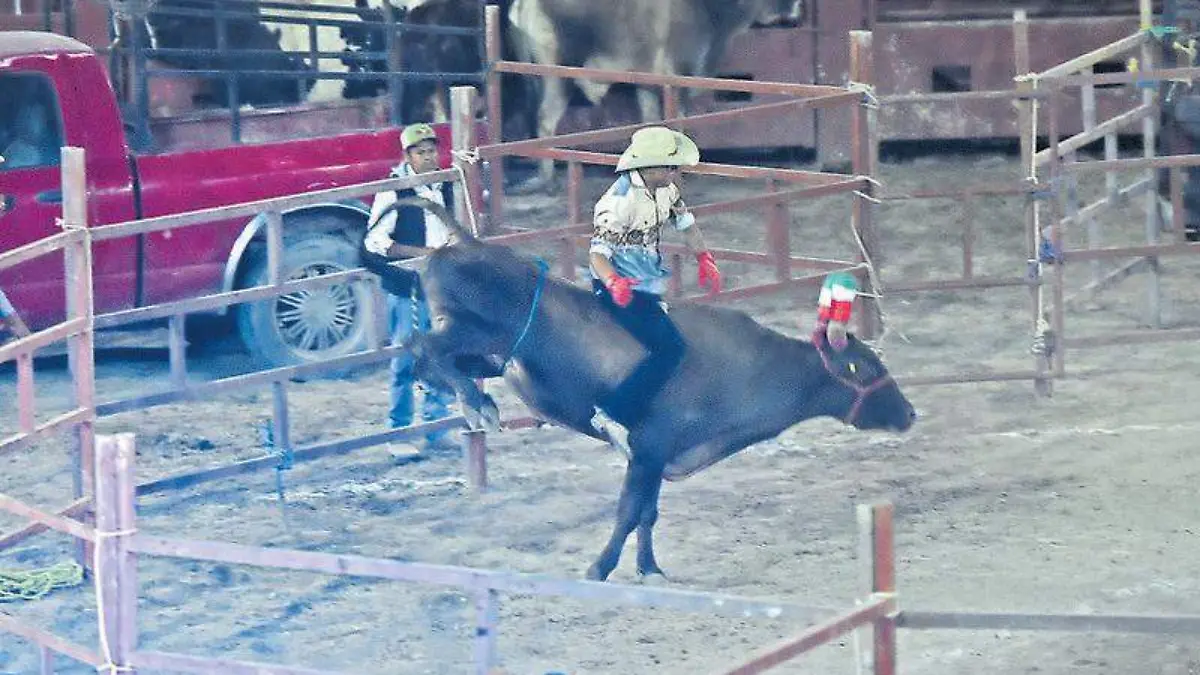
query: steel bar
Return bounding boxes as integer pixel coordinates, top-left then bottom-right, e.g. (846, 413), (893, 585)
(1058, 153), (1200, 174)
(899, 610), (1200, 634)
(0, 497), (91, 551)
(1033, 104), (1155, 165)
(131, 535), (839, 622)
(0, 229), (83, 273)
(1035, 32), (1149, 79)
(477, 94), (860, 159)
(1064, 241), (1200, 262)
(0, 318), (86, 366)
(133, 651), (348, 675)
(92, 170), (457, 241)
(0, 614), (101, 667)
(511, 147), (854, 184)
(491, 59), (851, 97)
(1063, 327), (1200, 349)
(0, 408), (92, 459)
(718, 596), (893, 674)
(1047, 64), (1200, 88)
(95, 346), (405, 417)
(0, 492), (97, 544)
(1061, 178), (1152, 226)
(883, 89), (1051, 104)
(886, 276), (1035, 294)
(135, 418), (466, 496)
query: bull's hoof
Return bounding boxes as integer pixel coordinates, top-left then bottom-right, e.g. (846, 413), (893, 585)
(637, 565), (667, 580)
(585, 564), (610, 582)
(464, 395), (501, 432)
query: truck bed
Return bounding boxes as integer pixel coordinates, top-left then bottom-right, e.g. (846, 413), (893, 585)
(140, 95), (396, 154)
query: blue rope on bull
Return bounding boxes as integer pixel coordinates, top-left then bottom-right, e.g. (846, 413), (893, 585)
(504, 257), (550, 367)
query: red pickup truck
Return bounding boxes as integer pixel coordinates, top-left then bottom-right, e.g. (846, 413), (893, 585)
(0, 30), (469, 367)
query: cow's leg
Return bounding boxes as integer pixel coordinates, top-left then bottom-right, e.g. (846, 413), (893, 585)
(527, 75), (569, 190)
(587, 458), (664, 581)
(636, 86), (664, 124)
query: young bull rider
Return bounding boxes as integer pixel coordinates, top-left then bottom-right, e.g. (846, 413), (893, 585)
(588, 126), (723, 455)
(360, 123), (458, 458)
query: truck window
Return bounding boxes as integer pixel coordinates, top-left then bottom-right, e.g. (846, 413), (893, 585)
(0, 73), (65, 172)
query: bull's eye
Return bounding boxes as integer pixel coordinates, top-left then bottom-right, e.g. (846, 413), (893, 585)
(848, 362), (858, 374)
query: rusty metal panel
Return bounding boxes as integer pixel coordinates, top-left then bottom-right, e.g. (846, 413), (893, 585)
(876, 17), (1143, 142)
(686, 26), (817, 150)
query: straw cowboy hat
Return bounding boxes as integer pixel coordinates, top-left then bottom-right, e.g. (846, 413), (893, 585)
(401, 122), (438, 150)
(615, 126), (700, 172)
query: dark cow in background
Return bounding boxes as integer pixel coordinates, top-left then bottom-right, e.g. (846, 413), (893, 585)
(341, 0), (536, 140)
(128, 0), (316, 109)
(383, 196), (917, 582)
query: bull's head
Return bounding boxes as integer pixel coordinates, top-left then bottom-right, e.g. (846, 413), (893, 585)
(811, 331), (916, 433)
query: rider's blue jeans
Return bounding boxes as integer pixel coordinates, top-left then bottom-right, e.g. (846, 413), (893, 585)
(592, 280), (686, 426)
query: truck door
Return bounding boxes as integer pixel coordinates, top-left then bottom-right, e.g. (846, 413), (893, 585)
(0, 68), (136, 330)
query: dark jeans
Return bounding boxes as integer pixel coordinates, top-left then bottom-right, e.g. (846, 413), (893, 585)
(592, 280), (687, 426)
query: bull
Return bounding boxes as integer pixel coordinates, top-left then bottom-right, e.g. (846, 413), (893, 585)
(384, 197), (917, 582)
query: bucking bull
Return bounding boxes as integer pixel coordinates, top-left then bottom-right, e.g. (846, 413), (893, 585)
(382, 197), (917, 582)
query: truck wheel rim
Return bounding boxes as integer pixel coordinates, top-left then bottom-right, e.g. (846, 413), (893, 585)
(273, 262), (360, 355)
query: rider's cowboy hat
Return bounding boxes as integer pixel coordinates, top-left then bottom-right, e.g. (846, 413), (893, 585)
(616, 126), (700, 172)
(401, 123), (438, 151)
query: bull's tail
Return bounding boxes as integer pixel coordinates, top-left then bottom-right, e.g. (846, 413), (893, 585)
(373, 196), (479, 246)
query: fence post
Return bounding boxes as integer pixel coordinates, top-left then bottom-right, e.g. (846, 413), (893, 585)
(93, 433), (138, 672)
(857, 502), (896, 675)
(849, 31), (882, 340)
(766, 179), (791, 283)
(451, 85), (490, 492)
(1140, 0), (1163, 328)
(473, 586), (499, 674)
(1013, 10), (1054, 397)
(451, 85), (483, 236)
(61, 146), (98, 572)
(561, 161), (583, 281)
(383, 0), (404, 128)
(484, 4), (506, 230)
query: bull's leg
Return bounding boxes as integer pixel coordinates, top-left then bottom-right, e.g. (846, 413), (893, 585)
(408, 332), (501, 430)
(586, 458), (664, 581)
(634, 470), (666, 578)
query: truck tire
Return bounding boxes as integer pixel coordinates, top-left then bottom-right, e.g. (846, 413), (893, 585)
(236, 233), (374, 372)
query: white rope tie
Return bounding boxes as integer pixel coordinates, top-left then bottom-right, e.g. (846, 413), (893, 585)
(93, 528), (138, 674)
(450, 148), (483, 238)
(846, 81), (879, 109)
(848, 214), (908, 353)
(1015, 71), (1053, 355)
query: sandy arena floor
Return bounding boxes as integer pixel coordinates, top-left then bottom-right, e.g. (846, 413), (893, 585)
(3, 147), (1200, 674)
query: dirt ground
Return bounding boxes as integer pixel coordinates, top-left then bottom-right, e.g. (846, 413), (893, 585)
(4, 145), (1200, 675)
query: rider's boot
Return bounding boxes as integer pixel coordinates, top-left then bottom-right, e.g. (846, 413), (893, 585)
(590, 407), (631, 458)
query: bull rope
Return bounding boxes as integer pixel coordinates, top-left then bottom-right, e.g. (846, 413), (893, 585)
(505, 258), (550, 367)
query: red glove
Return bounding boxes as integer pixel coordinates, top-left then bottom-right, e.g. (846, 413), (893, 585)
(604, 274), (636, 307)
(696, 251), (721, 295)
